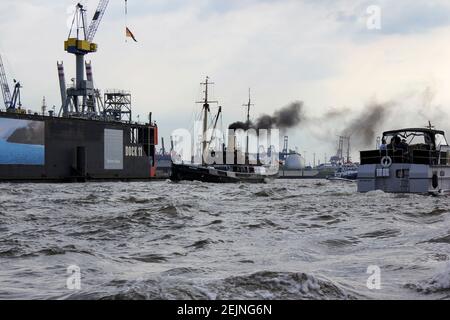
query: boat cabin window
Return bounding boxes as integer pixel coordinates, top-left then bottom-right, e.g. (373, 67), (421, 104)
(387, 133), (425, 145)
(383, 131), (435, 150)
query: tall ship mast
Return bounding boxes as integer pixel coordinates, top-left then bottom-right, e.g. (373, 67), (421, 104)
(197, 76), (218, 166)
(170, 77), (279, 183)
(242, 88), (254, 164)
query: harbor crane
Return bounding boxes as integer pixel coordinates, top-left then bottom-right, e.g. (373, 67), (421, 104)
(0, 53), (23, 112)
(62, 0), (109, 117)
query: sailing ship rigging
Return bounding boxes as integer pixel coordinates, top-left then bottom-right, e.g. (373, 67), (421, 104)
(170, 77), (279, 183)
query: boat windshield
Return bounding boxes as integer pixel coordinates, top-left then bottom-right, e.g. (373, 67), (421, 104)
(435, 133), (448, 148)
(383, 131), (440, 150)
(384, 132), (431, 145)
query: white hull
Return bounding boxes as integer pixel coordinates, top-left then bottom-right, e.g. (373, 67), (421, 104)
(358, 163), (450, 193)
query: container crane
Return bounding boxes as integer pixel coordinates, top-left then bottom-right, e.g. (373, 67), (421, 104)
(62, 0), (109, 116)
(9, 80), (22, 111)
(0, 53), (23, 112)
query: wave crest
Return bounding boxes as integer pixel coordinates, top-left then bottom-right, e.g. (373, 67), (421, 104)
(406, 263), (450, 294)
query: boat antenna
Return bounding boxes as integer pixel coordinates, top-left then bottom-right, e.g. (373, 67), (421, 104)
(427, 121), (435, 130)
(242, 88), (254, 164)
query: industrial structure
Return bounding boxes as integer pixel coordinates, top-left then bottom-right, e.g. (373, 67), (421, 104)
(0, 1), (158, 182)
(61, 1), (108, 117)
(331, 135), (351, 165)
(0, 54), (24, 113)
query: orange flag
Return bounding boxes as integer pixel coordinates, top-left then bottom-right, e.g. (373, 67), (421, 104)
(126, 27), (137, 42)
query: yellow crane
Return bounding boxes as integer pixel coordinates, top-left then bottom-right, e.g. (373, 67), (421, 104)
(62, 0), (109, 116)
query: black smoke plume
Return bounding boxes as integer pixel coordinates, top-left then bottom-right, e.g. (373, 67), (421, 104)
(228, 121), (251, 131)
(342, 101), (392, 147)
(229, 101), (304, 131)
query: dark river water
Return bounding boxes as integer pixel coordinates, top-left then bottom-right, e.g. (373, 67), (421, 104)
(0, 179), (449, 300)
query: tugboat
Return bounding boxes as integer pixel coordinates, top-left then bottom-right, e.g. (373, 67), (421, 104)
(170, 78), (279, 183)
(358, 123), (450, 193)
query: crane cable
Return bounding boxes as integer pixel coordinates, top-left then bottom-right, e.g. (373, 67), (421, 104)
(125, 0), (128, 42)
(124, 0), (138, 42)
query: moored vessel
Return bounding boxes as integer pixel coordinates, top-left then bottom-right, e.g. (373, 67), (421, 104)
(327, 163), (358, 181)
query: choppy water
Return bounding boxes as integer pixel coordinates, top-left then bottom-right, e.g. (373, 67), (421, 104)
(0, 179), (450, 300)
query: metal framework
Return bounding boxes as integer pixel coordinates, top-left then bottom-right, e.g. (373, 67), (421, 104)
(9, 81), (22, 110)
(336, 135), (351, 164)
(103, 90), (132, 123)
(62, 1), (109, 117)
(0, 54), (12, 108)
(0, 53), (22, 111)
(87, 0), (110, 42)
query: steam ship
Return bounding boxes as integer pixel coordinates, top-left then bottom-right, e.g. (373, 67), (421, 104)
(0, 2), (158, 182)
(170, 78), (279, 183)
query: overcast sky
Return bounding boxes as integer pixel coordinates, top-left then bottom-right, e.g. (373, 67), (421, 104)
(1, 0), (450, 163)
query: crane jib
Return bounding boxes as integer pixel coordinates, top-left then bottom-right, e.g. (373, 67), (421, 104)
(0, 54), (13, 108)
(86, 0), (110, 42)
(92, 11), (101, 21)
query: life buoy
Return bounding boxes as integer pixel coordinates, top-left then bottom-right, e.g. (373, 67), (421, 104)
(381, 156), (392, 168)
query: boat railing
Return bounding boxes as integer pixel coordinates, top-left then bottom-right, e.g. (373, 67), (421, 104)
(438, 145), (450, 165)
(360, 149), (444, 165)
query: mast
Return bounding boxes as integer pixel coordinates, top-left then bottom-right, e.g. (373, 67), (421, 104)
(196, 77), (217, 165)
(242, 88), (254, 164)
(244, 88), (253, 126)
(42, 96), (47, 116)
(202, 77), (209, 161)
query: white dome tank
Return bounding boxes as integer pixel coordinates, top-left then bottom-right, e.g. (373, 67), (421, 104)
(284, 154), (305, 170)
